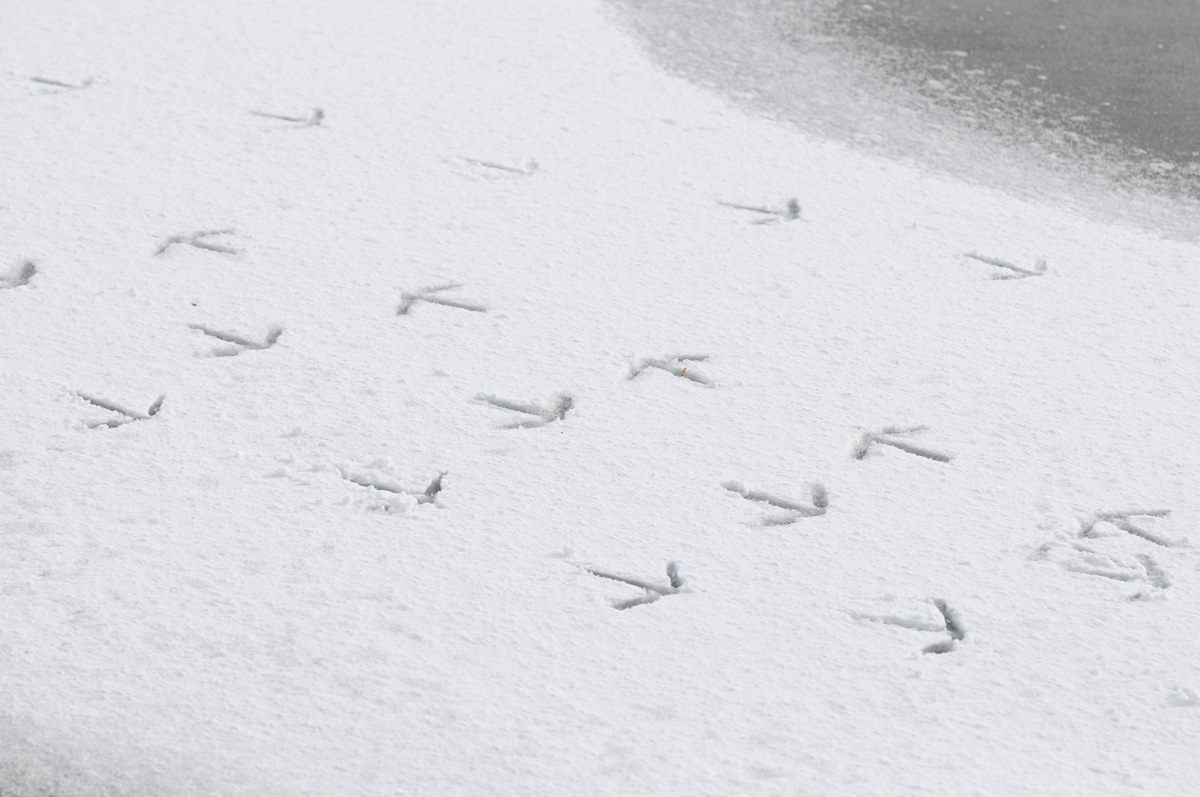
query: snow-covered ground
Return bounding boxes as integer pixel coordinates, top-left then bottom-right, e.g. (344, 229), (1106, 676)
(2, 0), (1199, 794)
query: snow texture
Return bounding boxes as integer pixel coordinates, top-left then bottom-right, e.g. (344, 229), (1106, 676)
(1, 0), (1199, 794)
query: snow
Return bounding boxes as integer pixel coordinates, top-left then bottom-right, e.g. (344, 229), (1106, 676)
(2, 0), (1199, 794)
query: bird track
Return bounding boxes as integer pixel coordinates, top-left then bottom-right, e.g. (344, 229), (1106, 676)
(189, 324), (283, 357)
(925, 599), (966, 654)
(582, 561), (684, 610)
(476, 393), (573, 429)
(338, 467), (447, 507)
(849, 597), (965, 654)
(397, 283), (487, 315)
(249, 108), (324, 127)
(1031, 539), (1173, 595)
(464, 157), (538, 176)
(627, 354), (714, 386)
(155, 230), (241, 257)
(853, 425), (952, 462)
(964, 252), (1047, 280)
(29, 76), (93, 92)
(1031, 507), (1181, 598)
(722, 480), (827, 525)
(75, 392), (165, 429)
(718, 198), (802, 225)
(1079, 509), (1177, 547)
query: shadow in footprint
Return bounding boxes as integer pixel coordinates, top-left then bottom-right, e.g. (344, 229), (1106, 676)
(0, 261), (35, 289)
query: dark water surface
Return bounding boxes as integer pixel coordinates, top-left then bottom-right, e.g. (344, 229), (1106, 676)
(831, 0), (1200, 164)
(610, 0), (1200, 233)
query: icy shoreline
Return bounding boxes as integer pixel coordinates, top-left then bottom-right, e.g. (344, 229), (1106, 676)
(609, 0), (1200, 241)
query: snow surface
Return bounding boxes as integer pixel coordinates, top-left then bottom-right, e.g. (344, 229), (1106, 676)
(1, 0), (1199, 794)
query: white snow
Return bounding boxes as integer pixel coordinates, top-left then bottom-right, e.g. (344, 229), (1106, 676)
(1, 0), (1199, 794)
